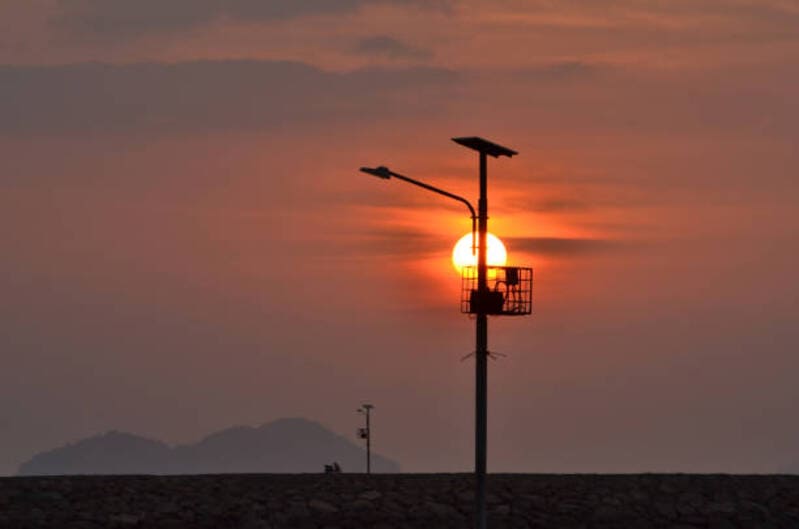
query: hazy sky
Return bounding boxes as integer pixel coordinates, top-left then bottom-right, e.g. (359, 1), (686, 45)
(1, 0), (798, 476)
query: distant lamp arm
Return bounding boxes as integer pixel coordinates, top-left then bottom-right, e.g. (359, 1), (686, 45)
(360, 166), (478, 255)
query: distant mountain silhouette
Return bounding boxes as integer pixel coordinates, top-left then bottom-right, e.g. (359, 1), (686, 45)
(18, 418), (399, 476)
(17, 431), (171, 475)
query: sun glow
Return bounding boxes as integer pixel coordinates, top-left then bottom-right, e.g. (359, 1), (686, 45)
(452, 232), (507, 272)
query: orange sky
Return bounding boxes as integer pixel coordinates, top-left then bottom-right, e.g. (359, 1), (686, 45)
(1, 1), (798, 475)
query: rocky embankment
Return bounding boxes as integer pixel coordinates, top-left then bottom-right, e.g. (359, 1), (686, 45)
(2, 473), (798, 528)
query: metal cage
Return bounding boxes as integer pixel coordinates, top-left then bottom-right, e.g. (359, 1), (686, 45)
(460, 266), (533, 316)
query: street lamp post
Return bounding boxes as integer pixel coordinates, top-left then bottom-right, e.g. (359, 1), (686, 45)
(361, 136), (521, 529)
(452, 137), (517, 529)
(357, 404), (374, 474)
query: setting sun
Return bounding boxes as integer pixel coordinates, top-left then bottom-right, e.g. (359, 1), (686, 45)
(452, 232), (507, 272)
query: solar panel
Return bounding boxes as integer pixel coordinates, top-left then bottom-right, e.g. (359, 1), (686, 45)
(452, 137), (517, 158)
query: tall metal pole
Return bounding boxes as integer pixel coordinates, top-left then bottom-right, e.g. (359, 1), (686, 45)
(475, 151), (489, 529)
(361, 136), (517, 529)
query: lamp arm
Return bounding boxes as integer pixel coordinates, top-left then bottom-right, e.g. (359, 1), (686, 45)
(387, 170), (478, 255)
(386, 170), (476, 219)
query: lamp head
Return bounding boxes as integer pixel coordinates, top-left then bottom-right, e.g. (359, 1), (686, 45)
(360, 166), (392, 180)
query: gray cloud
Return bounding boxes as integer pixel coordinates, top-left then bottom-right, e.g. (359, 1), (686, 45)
(354, 36), (433, 61)
(508, 60), (598, 82)
(352, 231), (632, 260)
(0, 60), (457, 136)
(507, 236), (632, 257)
(55, 0), (450, 38)
(344, 228), (447, 259)
(534, 199), (592, 212)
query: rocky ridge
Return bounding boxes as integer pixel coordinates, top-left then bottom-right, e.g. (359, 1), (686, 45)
(2, 473), (798, 528)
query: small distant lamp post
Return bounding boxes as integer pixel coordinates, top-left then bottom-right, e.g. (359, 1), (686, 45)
(361, 137), (532, 529)
(357, 404), (374, 474)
